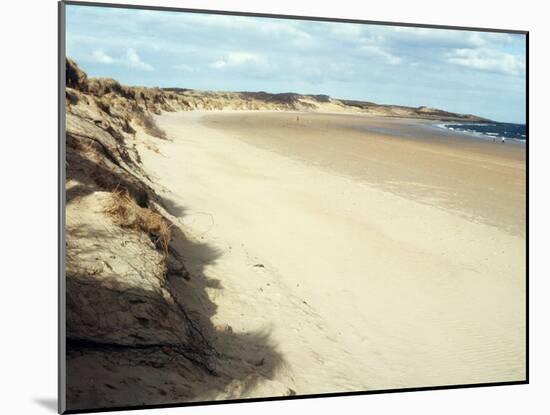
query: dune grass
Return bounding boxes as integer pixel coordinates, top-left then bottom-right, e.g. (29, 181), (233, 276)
(105, 189), (171, 256)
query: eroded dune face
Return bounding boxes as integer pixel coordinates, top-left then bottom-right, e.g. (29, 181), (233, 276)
(64, 60), (294, 410)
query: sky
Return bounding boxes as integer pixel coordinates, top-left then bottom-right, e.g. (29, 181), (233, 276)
(66, 5), (527, 123)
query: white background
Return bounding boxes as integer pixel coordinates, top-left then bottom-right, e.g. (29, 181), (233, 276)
(0, 0), (546, 413)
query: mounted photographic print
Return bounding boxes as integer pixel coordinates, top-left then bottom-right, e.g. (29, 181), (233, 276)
(59, 1), (528, 413)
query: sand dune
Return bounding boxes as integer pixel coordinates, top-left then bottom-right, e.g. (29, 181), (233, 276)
(135, 111), (526, 393)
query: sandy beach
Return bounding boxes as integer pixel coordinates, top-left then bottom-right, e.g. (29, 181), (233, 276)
(134, 111), (526, 394)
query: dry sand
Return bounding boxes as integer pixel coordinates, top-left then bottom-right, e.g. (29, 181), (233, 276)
(137, 111), (526, 395)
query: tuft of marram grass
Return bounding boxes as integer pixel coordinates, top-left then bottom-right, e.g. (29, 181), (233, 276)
(105, 189), (171, 256)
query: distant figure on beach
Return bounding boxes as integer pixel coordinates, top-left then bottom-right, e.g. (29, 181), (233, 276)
(296, 116), (300, 122)
(501, 137), (506, 143)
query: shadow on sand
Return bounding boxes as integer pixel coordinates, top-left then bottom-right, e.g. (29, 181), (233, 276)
(65, 158), (287, 410)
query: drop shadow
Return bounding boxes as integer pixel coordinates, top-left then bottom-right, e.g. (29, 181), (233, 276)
(33, 398), (57, 412)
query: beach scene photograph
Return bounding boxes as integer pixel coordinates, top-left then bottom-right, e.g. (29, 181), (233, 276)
(62, 3), (527, 411)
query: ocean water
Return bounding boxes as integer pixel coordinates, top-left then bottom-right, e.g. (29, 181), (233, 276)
(437, 122), (527, 143)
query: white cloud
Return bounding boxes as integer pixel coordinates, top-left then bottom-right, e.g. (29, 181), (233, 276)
(387, 27), (488, 48)
(330, 24), (364, 38)
(446, 48), (525, 76)
(173, 63), (194, 72)
(211, 60), (227, 69)
(290, 32), (316, 49)
(91, 49), (114, 64)
(360, 45), (402, 65)
(124, 48), (154, 71)
(210, 52), (264, 69)
(88, 47), (154, 71)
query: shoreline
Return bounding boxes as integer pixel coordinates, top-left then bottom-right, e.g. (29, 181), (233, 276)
(164, 108), (526, 145)
(199, 111), (526, 236)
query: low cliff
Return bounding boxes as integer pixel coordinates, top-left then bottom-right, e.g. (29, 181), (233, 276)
(64, 59), (292, 410)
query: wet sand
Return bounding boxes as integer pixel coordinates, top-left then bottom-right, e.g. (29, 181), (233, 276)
(138, 110), (526, 396)
(203, 112), (526, 236)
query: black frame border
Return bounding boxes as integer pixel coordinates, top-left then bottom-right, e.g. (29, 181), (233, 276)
(58, 1), (529, 414)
